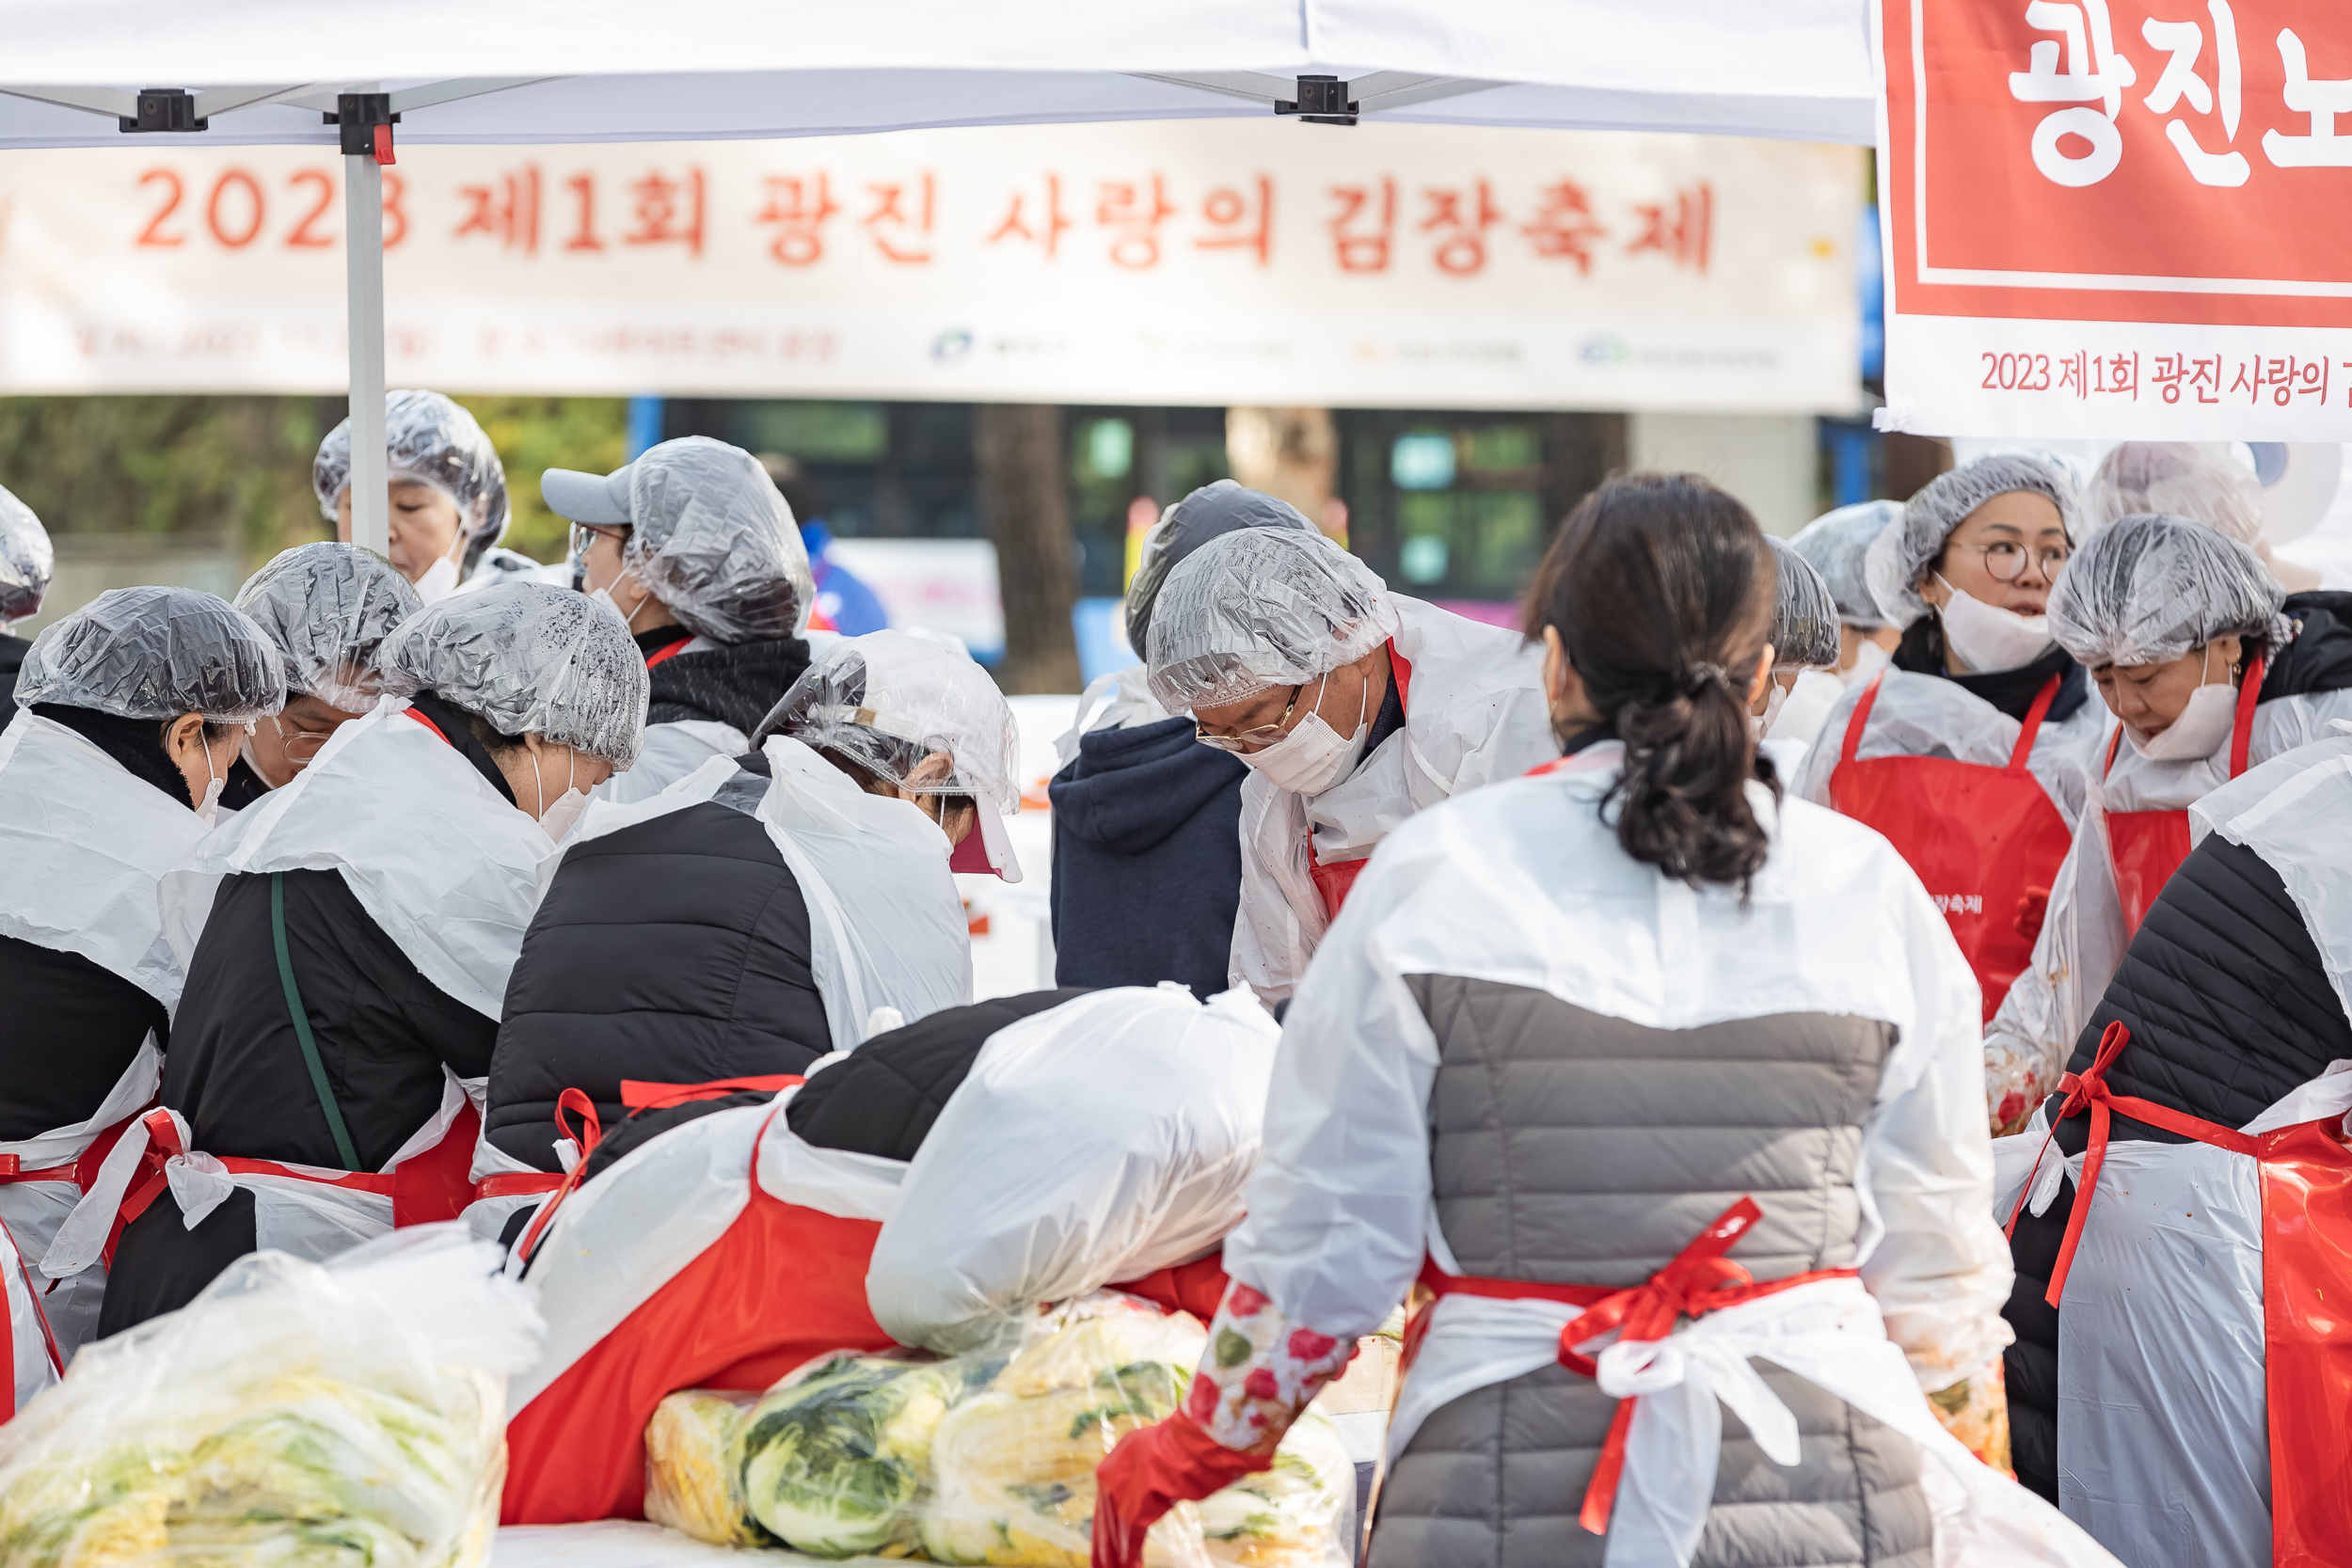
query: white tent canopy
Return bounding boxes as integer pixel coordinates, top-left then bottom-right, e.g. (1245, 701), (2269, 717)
(0, 0), (1873, 548)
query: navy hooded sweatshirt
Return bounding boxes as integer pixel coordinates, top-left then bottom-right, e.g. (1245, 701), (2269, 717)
(1048, 715), (1247, 1002)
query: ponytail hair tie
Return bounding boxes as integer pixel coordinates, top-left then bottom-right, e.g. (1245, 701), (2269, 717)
(1680, 662), (1731, 698)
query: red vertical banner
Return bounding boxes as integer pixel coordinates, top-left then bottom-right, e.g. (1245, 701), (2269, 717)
(1876, 0), (2352, 437)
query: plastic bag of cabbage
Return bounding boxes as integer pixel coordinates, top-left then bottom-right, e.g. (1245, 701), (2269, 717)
(644, 1296), (1352, 1565)
(0, 1227), (542, 1568)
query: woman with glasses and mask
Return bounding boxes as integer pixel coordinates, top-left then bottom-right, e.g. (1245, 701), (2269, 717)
(1796, 455), (2101, 1059)
(1981, 513), (2352, 1141)
(215, 543), (421, 809)
(1145, 528), (1552, 1010)
(544, 436), (818, 802)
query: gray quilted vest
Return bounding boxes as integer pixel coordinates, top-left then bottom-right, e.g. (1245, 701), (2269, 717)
(1367, 974), (1933, 1568)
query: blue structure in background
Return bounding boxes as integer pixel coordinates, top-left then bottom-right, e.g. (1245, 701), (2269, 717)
(626, 395), (666, 460)
(1858, 203), (1883, 384)
(1072, 596), (1131, 684)
(799, 522), (892, 635)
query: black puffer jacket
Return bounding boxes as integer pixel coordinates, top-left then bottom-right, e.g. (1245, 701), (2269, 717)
(486, 753), (830, 1169)
(2004, 832), (2352, 1502)
(637, 626), (812, 734)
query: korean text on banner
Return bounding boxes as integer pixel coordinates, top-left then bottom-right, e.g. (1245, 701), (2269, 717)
(1874, 0), (2352, 439)
(0, 121), (1862, 413)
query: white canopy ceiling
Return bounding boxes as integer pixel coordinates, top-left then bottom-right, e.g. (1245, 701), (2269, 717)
(0, 0), (1873, 148)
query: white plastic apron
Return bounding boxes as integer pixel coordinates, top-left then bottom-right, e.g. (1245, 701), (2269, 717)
(1394, 1274), (2118, 1568)
(0, 1039), (161, 1357)
(157, 699), (554, 1021)
(0, 709), (208, 1007)
(595, 718), (745, 805)
(0, 1213), (59, 1418)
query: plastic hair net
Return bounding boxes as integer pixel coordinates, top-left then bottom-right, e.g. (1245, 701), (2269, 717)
(15, 585), (284, 721)
(555, 436), (815, 642)
(2082, 441), (2265, 546)
(1867, 453), (2080, 628)
(2048, 511), (2291, 669)
(1143, 528), (1399, 713)
(0, 483), (54, 626)
(1767, 535), (1841, 671)
(755, 628), (1019, 811)
(1789, 500), (1901, 628)
(1123, 480), (1317, 658)
(377, 581), (648, 769)
(231, 542), (421, 713)
(311, 390), (511, 553)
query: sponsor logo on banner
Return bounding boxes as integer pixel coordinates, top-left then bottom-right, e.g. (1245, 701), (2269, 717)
(1876, 0), (2352, 438)
(0, 121), (1861, 410)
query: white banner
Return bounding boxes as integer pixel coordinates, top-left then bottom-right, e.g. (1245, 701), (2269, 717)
(0, 121), (1862, 411)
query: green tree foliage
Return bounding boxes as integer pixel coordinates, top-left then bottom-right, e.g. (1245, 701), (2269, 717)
(448, 395), (628, 563)
(0, 393), (628, 571)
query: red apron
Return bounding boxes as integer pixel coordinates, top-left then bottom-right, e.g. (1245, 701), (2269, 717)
(1828, 671), (2073, 1023)
(2101, 654), (2264, 938)
(1401, 1197), (1854, 1539)
(1306, 642), (1413, 920)
(2011, 1022), (2352, 1568)
(501, 1101), (898, 1524)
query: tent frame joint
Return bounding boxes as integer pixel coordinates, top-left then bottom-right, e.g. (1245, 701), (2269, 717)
(325, 91), (398, 163)
(1275, 73), (1358, 126)
(119, 87), (206, 134)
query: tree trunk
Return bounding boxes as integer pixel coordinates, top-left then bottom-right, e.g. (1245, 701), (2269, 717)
(974, 403), (1084, 693)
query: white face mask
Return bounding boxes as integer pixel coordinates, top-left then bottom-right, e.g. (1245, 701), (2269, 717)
(1238, 673), (1371, 798)
(531, 746), (588, 841)
(193, 738), (226, 828)
(2126, 647), (2238, 762)
(1752, 679), (1788, 740)
(412, 529), (469, 606)
(1934, 575), (2055, 673)
(587, 578), (647, 627)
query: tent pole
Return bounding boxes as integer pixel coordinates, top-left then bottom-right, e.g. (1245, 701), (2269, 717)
(344, 152), (389, 557)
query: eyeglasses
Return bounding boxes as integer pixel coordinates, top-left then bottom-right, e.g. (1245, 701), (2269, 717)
(566, 522), (630, 560)
(1194, 683), (1308, 753)
(1951, 540), (2071, 581)
(271, 715), (338, 764)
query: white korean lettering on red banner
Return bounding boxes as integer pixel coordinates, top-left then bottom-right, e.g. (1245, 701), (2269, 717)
(1876, 0), (2352, 437)
(0, 121), (1860, 411)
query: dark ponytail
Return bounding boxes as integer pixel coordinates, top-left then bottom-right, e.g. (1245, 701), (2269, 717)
(1522, 472), (1776, 893)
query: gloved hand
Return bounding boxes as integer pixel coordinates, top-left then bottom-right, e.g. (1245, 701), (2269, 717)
(1089, 1411), (1266, 1568)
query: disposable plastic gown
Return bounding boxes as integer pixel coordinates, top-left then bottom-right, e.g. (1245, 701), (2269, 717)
(377, 581), (648, 770)
(1982, 689), (2352, 1125)
(1231, 596), (1555, 1007)
(1222, 745), (2114, 1566)
(232, 542), (421, 711)
(867, 984), (1278, 1353)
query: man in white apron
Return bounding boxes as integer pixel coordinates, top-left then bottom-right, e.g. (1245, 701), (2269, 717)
(1144, 527), (1551, 1009)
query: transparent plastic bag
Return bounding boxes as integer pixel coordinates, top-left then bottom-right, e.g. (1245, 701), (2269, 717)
(0, 1225), (541, 1568)
(641, 1297), (1353, 1567)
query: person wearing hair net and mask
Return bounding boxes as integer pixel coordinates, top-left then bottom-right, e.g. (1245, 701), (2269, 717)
(215, 542), (421, 809)
(1148, 528), (1551, 1009)
(542, 436), (818, 802)
(2084, 439), (2325, 593)
(71, 583), (647, 1335)
(1789, 499), (1906, 688)
(0, 484), (55, 706)
(1797, 455), (2100, 1032)
(1091, 473), (2104, 1568)
(1752, 534), (1846, 768)
(313, 389), (533, 604)
(1980, 513), (2352, 1139)
(0, 588), (281, 1369)
(469, 630), (993, 1235)
(1050, 482), (1316, 1001)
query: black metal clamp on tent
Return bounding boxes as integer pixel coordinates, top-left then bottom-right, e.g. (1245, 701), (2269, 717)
(326, 90), (399, 165)
(119, 87), (205, 133)
(1277, 74), (1358, 126)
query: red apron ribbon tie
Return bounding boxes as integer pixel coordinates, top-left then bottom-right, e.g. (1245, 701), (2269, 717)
(515, 1088), (604, 1263)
